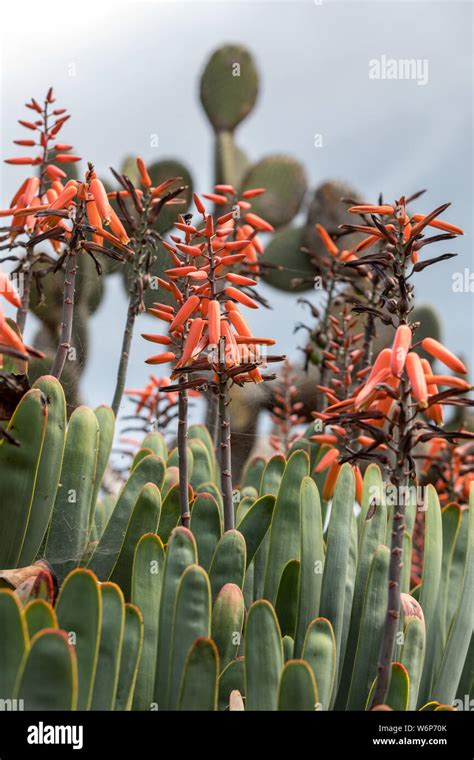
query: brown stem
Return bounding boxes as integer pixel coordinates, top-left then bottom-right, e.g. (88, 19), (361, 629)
(177, 387), (190, 528)
(209, 392), (219, 450)
(362, 275), (379, 368)
(16, 250), (33, 334)
(371, 372), (410, 706)
(111, 191), (151, 416)
(316, 276), (336, 411)
(50, 244), (78, 379)
(218, 338), (234, 531)
(111, 297), (136, 416)
(371, 232), (412, 707)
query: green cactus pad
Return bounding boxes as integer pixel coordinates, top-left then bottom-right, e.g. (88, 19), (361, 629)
(261, 226), (315, 293)
(242, 155), (307, 228)
(302, 180), (363, 259)
(200, 45), (259, 132)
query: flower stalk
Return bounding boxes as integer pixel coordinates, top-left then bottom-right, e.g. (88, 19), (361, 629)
(111, 189), (152, 416)
(218, 336), (234, 530)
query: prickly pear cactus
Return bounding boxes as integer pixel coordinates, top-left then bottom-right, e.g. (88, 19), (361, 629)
(200, 44), (259, 132)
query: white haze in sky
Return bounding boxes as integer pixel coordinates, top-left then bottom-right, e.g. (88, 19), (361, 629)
(0, 0), (472, 424)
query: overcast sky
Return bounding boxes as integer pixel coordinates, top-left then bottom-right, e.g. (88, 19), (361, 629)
(1, 0), (472, 423)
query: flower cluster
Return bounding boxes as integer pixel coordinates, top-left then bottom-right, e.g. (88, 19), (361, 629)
(269, 359), (306, 452)
(1, 88), (80, 245)
(124, 374), (199, 431)
(297, 222), (368, 372)
(142, 186), (281, 389)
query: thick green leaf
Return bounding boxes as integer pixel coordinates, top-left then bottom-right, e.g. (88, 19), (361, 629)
(432, 488), (473, 705)
(319, 463), (355, 681)
(168, 564), (211, 710)
(154, 527), (197, 709)
(158, 482), (187, 543)
(0, 389), (48, 568)
(259, 454), (286, 497)
(263, 450), (309, 603)
(90, 405), (115, 525)
(19, 376), (66, 565)
(237, 493), (275, 568)
(218, 657), (245, 711)
(294, 477), (324, 657)
(211, 583), (245, 672)
(245, 600), (283, 711)
(190, 492), (222, 571)
(115, 604), (143, 711)
(278, 659), (318, 711)
(338, 475), (387, 704)
(55, 568), (101, 710)
(209, 530), (246, 602)
(0, 590), (29, 700)
(131, 533), (165, 711)
(189, 438), (214, 490)
(178, 638), (218, 710)
(90, 582), (125, 710)
(141, 431), (168, 460)
(24, 599), (57, 638)
(418, 485), (443, 703)
(434, 503), (461, 672)
(346, 546), (390, 711)
(88, 454), (165, 579)
(46, 406), (99, 580)
(283, 635), (294, 662)
(242, 456), (266, 492)
(109, 483), (161, 597)
(401, 618), (425, 710)
(302, 617), (336, 711)
(14, 629), (77, 710)
(385, 663), (410, 711)
(275, 560), (300, 638)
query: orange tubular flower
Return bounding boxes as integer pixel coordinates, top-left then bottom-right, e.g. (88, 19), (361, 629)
(426, 375), (471, 390)
(310, 434), (338, 445)
(108, 206), (130, 244)
(315, 446), (339, 474)
(208, 300), (221, 345)
(348, 204), (394, 215)
(406, 352), (428, 408)
(322, 460), (341, 501)
(354, 367), (391, 409)
(141, 333), (172, 345)
(411, 213), (464, 236)
(0, 305), (27, 354)
(390, 325), (412, 377)
(315, 223), (339, 256)
(86, 199), (103, 244)
(136, 157), (152, 189)
(421, 337), (467, 375)
(225, 287), (258, 309)
(420, 358), (443, 425)
(226, 273), (257, 287)
(149, 308), (174, 323)
(145, 351), (176, 365)
(177, 318), (205, 367)
(244, 212), (274, 233)
(353, 465), (363, 504)
(90, 179), (111, 225)
(0, 271), (22, 308)
(169, 295), (200, 332)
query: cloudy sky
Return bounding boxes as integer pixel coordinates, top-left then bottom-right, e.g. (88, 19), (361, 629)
(1, 0), (472, 424)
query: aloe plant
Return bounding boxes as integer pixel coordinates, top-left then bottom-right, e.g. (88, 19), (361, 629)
(0, 390), (471, 711)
